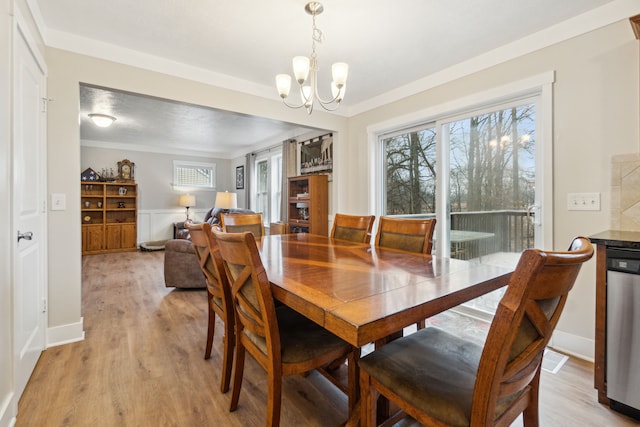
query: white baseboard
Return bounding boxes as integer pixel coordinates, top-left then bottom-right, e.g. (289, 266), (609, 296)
(46, 317), (85, 348)
(0, 390), (16, 427)
(548, 329), (594, 362)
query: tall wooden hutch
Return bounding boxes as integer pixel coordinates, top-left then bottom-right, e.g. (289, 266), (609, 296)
(287, 175), (328, 235)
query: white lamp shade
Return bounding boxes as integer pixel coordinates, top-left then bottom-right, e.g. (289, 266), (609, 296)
(331, 62), (348, 87)
(276, 74), (292, 98)
(292, 56), (310, 83)
(214, 191), (237, 210)
(179, 194), (196, 208)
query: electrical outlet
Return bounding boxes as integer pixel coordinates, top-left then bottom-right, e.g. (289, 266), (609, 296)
(567, 192), (600, 211)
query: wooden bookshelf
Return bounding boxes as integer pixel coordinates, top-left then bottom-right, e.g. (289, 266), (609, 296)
(81, 182), (138, 254)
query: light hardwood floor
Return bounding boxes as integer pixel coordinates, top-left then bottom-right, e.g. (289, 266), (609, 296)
(16, 251), (640, 426)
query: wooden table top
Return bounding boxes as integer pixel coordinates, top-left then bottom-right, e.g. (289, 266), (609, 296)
(259, 233), (513, 347)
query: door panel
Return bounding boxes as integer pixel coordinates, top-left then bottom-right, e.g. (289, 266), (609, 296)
(13, 24), (46, 399)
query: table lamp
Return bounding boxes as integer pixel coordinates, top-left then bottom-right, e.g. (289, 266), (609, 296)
(215, 191), (237, 213)
(179, 194), (196, 221)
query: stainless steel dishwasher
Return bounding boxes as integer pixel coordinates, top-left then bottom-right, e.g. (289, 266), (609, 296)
(607, 247), (640, 420)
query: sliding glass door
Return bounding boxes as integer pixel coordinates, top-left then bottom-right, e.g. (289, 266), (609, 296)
(381, 95), (545, 316)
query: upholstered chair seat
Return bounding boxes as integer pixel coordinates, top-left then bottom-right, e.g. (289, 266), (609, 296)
(359, 327), (525, 426)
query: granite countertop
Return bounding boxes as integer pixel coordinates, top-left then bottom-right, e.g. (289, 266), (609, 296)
(589, 230), (640, 249)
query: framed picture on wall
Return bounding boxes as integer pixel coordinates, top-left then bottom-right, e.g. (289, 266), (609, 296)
(235, 165), (245, 189)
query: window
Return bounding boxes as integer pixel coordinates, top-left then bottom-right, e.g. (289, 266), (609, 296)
(381, 100), (538, 262)
(382, 124), (437, 216)
(173, 160), (215, 189)
(253, 149), (282, 225)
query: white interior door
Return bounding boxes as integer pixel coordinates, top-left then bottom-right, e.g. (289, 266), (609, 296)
(13, 21), (47, 399)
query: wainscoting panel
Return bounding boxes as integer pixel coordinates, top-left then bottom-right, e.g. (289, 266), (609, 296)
(137, 209), (209, 244)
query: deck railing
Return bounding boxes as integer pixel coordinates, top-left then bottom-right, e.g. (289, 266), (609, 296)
(395, 210), (534, 259)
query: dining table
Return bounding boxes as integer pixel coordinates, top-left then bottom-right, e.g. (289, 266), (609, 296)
(259, 233), (513, 348)
(257, 232), (513, 424)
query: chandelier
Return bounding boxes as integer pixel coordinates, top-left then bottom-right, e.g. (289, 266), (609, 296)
(275, 2), (348, 114)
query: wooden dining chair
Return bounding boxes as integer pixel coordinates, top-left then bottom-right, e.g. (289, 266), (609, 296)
(186, 223), (234, 393)
(359, 237), (594, 427)
(374, 216), (436, 255)
(375, 216), (437, 330)
(214, 230), (359, 427)
(220, 212), (265, 237)
(269, 222), (289, 235)
(330, 213), (375, 243)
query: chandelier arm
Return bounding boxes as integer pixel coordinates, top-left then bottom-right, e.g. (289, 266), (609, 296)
(281, 98), (308, 110)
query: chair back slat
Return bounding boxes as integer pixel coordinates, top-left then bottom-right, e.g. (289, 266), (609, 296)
(221, 213), (265, 237)
(472, 237), (593, 425)
(330, 214), (375, 243)
(375, 216), (436, 254)
(187, 223), (232, 315)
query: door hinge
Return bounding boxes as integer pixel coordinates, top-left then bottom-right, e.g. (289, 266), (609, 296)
(42, 298), (47, 313)
(41, 97), (53, 113)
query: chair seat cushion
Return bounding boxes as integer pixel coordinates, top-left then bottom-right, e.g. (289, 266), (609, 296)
(244, 306), (350, 364)
(359, 327), (523, 426)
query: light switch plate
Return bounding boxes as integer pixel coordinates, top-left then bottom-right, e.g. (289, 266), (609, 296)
(567, 192), (600, 211)
(51, 193), (66, 211)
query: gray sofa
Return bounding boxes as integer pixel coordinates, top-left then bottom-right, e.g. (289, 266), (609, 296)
(163, 207), (254, 288)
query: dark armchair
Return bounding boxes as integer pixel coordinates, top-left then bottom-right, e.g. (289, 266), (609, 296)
(163, 207), (254, 289)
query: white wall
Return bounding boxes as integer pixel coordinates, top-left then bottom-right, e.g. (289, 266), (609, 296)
(345, 20), (639, 359)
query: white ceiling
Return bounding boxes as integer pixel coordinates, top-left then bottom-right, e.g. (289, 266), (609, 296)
(33, 0), (626, 156)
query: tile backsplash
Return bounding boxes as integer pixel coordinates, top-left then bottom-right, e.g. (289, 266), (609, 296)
(611, 153), (640, 231)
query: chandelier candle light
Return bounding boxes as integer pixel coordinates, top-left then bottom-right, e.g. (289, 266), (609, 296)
(276, 2), (348, 114)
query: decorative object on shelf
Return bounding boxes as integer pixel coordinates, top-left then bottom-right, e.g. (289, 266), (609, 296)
(215, 191), (238, 214)
(84, 215), (91, 223)
(275, 2), (348, 114)
(296, 202), (309, 220)
(101, 168), (116, 181)
(118, 186), (127, 195)
(300, 133), (333, 175)
(179, 194), (196, 221)
(81, 167), (100, 182)
(84, 201), (91, 208)
(235, 165), (244, 189)
(118, 202), (126, 208)
(88, 113), (116, 127)
(117, 159), (135, 182)
(97, 201), (102, 208)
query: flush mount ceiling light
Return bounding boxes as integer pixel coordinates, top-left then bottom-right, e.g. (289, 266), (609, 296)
(276, 2), (348, 114)
(88, 113), (116, 127)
